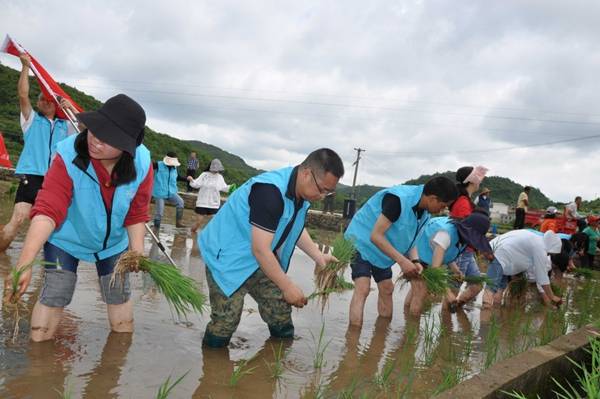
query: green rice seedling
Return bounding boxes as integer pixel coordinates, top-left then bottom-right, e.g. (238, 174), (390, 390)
(508, 274), (528, 298)
(573, 267), (594, 279)
(484, 315), (500, 369)
(421, 313), (441, 366)
(336, 378), (359, 399)
(310, 323), (332, 369)
(112, 251), (206, 318)
(551, 282), (564, 297)
(54, 386), (73, 399)
(313, 235), (356, 308)
(373, 357), (396, 392)
(453, 274), (493, 286)
(264, 342), (288, 380)
(395, 370), (416, 399)
(421, 267), (450, 295)
(519, 313), (537, 352)
(552, 337), (600, 399)
(156, 370), (189, 399)
(502, 391), (540, 399)
(229, 357), (258, 387)
(4, 260), (57, 342)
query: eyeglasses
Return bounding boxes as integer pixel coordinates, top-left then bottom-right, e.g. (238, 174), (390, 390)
(310, 169), (335, 196)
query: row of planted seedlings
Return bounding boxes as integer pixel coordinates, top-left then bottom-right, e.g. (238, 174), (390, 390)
(2, 250), (208, 398)
(149, 241), (600, 397)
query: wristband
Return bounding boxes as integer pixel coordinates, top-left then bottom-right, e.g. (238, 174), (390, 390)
(411, 259), (421, 264)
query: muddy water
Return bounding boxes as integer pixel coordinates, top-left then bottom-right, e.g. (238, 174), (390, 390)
(1, 202), (600, 398)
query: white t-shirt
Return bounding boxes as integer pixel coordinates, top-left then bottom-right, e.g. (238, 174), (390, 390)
(431, 230), (451, 250)
(490, 230), (551, 286)
(565, 202), (583, 219)
(189, 172), (230, 209)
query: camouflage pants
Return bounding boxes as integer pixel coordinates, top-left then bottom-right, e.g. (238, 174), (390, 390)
(204, 267), (293, 346)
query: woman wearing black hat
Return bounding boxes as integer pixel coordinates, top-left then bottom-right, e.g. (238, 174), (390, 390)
(9, 94), (153, 342)
(407, 212), (492, 315)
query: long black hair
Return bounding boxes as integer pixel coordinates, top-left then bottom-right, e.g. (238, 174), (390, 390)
(75, 131), (137, 186)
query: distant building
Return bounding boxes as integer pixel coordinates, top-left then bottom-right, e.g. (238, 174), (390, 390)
(490, 202), (514, 224)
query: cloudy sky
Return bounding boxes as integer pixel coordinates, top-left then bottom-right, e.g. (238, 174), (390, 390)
(2, 0), (599, 202)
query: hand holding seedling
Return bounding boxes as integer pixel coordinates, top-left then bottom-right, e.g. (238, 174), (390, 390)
(282, 282), (307, 308)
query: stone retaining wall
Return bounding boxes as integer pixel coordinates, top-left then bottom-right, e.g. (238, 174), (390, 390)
(435, 325), (600, 398)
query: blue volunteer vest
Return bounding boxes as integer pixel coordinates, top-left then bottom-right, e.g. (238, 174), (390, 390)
(415, 216), (464, 265)
(345, 185), (430, 268)
(49, 134), (151, 262)
(152, 161), (178, 199)
(15, 112), (69, 175)
(199, 167), (310, 297)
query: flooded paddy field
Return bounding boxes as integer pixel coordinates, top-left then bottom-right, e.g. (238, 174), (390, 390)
(1, 201), (600, 397)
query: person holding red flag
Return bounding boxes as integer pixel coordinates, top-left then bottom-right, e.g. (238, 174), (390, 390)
(0, 53), (77, 252)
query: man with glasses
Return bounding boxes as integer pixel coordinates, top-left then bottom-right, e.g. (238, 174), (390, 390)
(344, 176), (459, 326)
(198, 148), (344, 347)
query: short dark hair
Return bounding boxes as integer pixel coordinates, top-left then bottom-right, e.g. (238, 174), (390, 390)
(524, 186), (531, 192)
(75, 131), (137, 186)
(575, 196), (582, 201)
(300, 148), (344, 178)
(423, 176), (458, 203)
(550, 239), (573, 272)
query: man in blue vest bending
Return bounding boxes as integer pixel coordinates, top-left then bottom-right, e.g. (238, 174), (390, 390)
(344, 177), (458, 326)
(199, 148), (344, 347)
(0, 53), (74, 252)
(152, 151), (188, 229)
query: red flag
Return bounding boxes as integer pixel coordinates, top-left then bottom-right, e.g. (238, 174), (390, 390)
(1, 34), (84, 121)
(0, 133), (13, 168)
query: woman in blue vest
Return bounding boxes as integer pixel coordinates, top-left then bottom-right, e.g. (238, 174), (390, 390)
(409, 212), (492, 315)
(344, 176), (459, 327)
(0, 53), (73, 252)
(152, 151), (188, 229)
(10, 94), (153, 342)
(199, 148), (344, 347)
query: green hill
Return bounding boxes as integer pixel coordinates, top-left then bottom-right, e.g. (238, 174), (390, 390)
(0, 63), (259, 185)
(404, 171), (552, 209)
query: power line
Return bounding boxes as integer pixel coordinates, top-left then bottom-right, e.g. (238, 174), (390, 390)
(72, 83), (600, 128)
(61, 75), (600, 119)
(367, 132), (600, 156)
(72, 86), (600, 142)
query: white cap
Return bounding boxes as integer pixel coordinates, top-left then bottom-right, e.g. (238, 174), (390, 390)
(543, 231), (562, 254)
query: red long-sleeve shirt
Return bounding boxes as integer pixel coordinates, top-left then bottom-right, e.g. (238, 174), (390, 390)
(449, 195), (473, 219)
(31, 154), (154, 227)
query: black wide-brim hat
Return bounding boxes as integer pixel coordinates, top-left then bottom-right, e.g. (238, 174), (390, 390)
(76, 94), (146, 156)
(455, 212), (492, 254)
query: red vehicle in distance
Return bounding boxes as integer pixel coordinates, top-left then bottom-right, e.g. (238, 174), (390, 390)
(524, 209), (578, 234)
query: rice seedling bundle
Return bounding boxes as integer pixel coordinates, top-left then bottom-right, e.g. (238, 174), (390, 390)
(111, 251), (206, 318)
(461, 274), (494, 286)
(421, 267), (451, 295)
(3, 260), (55, 342)
(311, 235), (356, 308)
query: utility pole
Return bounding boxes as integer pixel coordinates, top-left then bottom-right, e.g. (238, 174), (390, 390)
(351, 148), (364, 200)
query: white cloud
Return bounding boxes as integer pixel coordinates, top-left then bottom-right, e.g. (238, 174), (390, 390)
(2, 0), (599, 202)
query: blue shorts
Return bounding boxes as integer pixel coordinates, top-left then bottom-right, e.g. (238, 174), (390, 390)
(43, 242), (121, 277)
(457, 251), (481, 278)
(350, 252), (392, 283)
(485, 258), (509, 293)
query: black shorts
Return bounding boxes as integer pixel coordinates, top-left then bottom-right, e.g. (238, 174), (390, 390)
(350, 251), (393, 283)
(195, 207), (218, 215)
(14, 174), (44, 205)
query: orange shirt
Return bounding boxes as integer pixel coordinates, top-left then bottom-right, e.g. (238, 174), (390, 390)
(540, 218), (559, 233)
